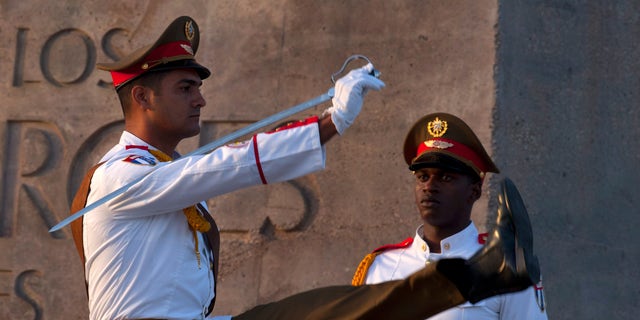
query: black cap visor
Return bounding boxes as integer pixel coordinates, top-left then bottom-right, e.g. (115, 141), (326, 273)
(409, 152), (480, 180)
(115, 59), (211, 91)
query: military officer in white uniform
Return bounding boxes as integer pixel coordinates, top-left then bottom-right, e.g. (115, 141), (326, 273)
(353, 112), (548, 319)
(74, 15), (385, 320)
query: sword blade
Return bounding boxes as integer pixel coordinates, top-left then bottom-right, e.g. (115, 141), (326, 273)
(49, 88), (334, 233)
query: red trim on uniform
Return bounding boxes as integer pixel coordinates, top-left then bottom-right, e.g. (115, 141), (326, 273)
(110, 41), (195, 87)
(478, 233), (488, 245)
(416, 138), (489, 173)
(266, 116), (319, 134)
(125, 145), (149, 150)
(372, 237), (414, 254)
(252, 135), (268, 184)
(534, 284), (544, 290)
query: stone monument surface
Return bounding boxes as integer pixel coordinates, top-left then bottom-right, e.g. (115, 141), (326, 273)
(0, 1), (497, 318)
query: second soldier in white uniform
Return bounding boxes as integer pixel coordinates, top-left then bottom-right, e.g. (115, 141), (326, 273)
(353, 112), (548, 320)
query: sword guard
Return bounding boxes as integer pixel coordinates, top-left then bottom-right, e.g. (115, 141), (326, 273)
(331, 54), (381, 84)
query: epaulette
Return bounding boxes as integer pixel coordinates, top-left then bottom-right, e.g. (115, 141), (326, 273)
(371, 237), (414, 254)
(267, 116), (319, 133)
(351, 237), (413, 286)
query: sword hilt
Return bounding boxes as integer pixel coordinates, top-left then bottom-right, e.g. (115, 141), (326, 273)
(330, 55), (381, 84)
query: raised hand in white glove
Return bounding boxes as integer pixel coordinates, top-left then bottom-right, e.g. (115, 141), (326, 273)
(324, 63), (385, 135)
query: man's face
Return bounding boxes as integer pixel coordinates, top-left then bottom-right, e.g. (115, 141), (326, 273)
(413, 167), (481, 229)
(146, 69), (206, 140)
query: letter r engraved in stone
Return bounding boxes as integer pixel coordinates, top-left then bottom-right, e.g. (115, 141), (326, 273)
(0, 121), (65, 238)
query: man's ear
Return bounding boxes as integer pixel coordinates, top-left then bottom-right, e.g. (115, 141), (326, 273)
(470, 181), (482, 202)
(131, 85), (152, 109)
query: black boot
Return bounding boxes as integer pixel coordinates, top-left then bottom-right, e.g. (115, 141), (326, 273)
(436, 177), (541, 303)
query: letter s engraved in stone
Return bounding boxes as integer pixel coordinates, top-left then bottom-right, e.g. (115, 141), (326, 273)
(98, 28), (131, 88)
(15, 269), (43, 320)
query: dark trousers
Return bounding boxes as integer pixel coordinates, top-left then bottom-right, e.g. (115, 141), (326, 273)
(233, 263), (466, 320)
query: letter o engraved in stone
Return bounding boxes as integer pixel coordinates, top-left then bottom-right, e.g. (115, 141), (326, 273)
(17, 122), (64, 177)
(15, 270), (43, 320)
(67, 120), (124, 205)
(40, 28), (96, 86)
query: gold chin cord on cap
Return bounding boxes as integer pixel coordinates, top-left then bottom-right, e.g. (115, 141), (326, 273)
(148, 149), (211, 269)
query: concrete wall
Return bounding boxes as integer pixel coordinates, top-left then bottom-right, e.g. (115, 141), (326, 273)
(495, 1), (640, 319)
(1, 0), (634, 319)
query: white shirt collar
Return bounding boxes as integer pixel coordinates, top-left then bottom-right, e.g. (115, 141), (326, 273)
(119, 131), (181, 158)
(413, 223), (481, 260)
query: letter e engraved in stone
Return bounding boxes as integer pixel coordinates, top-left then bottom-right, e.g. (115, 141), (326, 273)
(198, 121), (320, 236)
(0, 269), (10, 297)
(263, 178), (319, 234)
(1, 121), (65, 238)
(15, 270), (43, 320)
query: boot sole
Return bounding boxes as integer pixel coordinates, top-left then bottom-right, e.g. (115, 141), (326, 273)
(500, 178), (540, 284)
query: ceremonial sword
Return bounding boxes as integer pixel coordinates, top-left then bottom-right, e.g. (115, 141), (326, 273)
(49, 55), (380, 233)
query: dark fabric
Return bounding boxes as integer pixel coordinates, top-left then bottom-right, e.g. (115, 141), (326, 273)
(232, 263), (466, 320)
(69, 162), (106, 295)
(435, 258), (472, 301)
(197, 203), (220, 314)
(146, 59), (211, 80)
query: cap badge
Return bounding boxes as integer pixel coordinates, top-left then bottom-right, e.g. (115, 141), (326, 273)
(180, 44), (194, 55)
(427, 117), (448, 137)
(424, 140), (454, 149)
(185, 20), (195, 42)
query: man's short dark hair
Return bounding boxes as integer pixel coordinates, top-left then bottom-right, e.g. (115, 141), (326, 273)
(116, 71), (168, 115)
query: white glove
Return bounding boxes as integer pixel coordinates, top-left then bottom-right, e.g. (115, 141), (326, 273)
(324, 63), (385, 135)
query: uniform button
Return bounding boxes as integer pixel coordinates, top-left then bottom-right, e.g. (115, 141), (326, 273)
(443, 243), (451, 251)
(421, 243), (427, 251)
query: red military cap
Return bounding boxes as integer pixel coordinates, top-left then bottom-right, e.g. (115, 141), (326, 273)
(97, 16), (211, 90)
(403, 112), (499, 179)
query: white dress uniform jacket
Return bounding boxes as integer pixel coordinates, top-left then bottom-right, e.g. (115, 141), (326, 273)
(365, 224), (547, 320)
(83, 120), (326, 320)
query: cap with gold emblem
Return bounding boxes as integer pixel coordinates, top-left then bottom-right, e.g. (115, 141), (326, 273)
(403, 112), (499, 179)
(97, 16), (211, 90)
